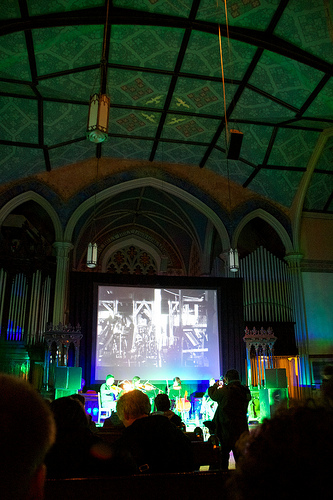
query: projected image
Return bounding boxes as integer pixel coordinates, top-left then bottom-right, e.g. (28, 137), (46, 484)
(95, 285), (220, 381)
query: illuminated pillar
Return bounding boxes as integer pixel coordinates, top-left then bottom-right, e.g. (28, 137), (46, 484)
(52, 242), (73, 326)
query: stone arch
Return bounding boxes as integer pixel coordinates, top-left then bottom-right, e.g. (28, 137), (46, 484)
(64, 177), (230, 251)
(0, 190), (63, 241)
(232, 208), (294, 255)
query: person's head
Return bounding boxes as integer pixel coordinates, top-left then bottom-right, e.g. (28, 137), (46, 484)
(106, 374), (115, 385)
(228, 404), (333, 499)
(224, 369), (240, 384)
(155, 393), (171, 411)
(50, 396), (88, 432)
(132, 375), (140, 387)
(173, 376), (181, 387)
(116, 389), (151, 427)
(0, 374), (56, 500)
(70, 393), (85, 407)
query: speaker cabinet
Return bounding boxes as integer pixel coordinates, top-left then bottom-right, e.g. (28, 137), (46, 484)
(54, 366), (69, 389)
(265, 368), (287, 388)
(68, 367), (82, 391)
(227, 129), (243, 160)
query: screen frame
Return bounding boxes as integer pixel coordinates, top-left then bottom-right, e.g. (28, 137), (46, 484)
(91, 278), (222, 384)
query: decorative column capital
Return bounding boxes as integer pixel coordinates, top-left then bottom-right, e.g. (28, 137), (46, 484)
(284, 252), (303, 268)
(53, 241), (74, 258)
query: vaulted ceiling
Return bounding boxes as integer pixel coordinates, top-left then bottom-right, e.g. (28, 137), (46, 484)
(0, 0), (332, 220)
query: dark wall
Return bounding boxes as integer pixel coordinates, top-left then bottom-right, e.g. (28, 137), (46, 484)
(69, 273), (246, 386)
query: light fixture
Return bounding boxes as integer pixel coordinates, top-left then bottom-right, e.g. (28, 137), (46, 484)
(86, 0), (110, 143)
(86, 157), (100, 269)
(229, 248), (239, 272)
(87, 242), (98, 268)
(217, 4), (241, 274)
(87, 93), (110, 143)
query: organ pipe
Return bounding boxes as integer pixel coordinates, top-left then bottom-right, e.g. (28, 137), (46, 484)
(239, 247), (292, 323)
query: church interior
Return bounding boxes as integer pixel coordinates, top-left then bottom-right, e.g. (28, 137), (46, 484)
(0, 0), (332, 431)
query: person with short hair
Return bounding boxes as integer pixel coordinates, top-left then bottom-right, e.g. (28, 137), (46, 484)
(114, 390), (194, 473)
(208, 369), (251, 469)
(153, 393), (182, 427)
(0, 374), (56, 500)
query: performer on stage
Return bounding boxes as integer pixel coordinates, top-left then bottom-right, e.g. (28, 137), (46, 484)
(100, 374), (121, 409)
(167, 377), (190, 417)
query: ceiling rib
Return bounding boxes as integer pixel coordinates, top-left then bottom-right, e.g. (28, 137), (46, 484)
(148, 0), (201, 162)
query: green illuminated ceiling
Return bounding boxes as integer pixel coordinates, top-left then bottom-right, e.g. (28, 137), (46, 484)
(0, 0), (332, 211)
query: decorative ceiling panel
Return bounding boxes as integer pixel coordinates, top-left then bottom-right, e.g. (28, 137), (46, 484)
(181, 32), (257, 80)
(113, 0), (193, 18)
(38, 69), (100, 100)
(0, 146), (44, 183)
(154, 143), (208, 166)
(108, 68), (171, 106)
(231, 88), (296, 122)
(226, 123), (273, 166)
(269, 128), (321, 167)
(248, 50), (325, 108)
(110, 25), (185, 71)
(0, 31), (31, 80)
(48, 141), (95, 170)
(109, 108), (160, 137)
(304, 77), (333, 118)
(0, 1), (21, 20)
(0, 1), (332, 215)
(249, 168), (305, 208)
(0, 96), (38, 143)
(43, 101), (87, 145)
(304, 171), (333, 211)
(275, 0), (333, 64)
(196, 0), (277, 29)
(32, 25), (103, 76)
(102, 137), (154, 160)
(170, 78), (234, 115)
(161, 115), (217, 143)
(205, 152), (254, 187)
(27, 0), (104, 16)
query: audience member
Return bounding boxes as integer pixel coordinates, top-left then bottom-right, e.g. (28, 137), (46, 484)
(153, 393), (182, 427)
(103, 411), (125, 428)
(227, 404), (333, 499)
(70, 393), (97, 432)
(208, 369), (251, 469)
(45, 396), (117, 478)
(0, 374), (55, 500)
(113, 390), (194, 473)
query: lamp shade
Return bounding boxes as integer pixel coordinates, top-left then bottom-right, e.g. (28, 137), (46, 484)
(229, 248), (239, 272)
(87, 242), (98, 268)
(87, 93), (110, 143)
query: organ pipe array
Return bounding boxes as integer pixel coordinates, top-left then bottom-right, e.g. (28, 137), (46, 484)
(239, 246), (293, 323)
(0, 268), (52, 345)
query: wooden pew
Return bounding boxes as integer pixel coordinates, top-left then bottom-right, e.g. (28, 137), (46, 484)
(45, 470), (234, 500)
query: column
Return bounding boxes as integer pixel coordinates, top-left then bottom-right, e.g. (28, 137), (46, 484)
(52, 242), (73, 326)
